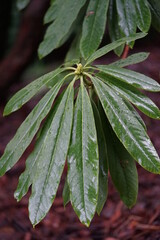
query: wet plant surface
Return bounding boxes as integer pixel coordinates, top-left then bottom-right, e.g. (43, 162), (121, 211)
(0, 42), (160, 239)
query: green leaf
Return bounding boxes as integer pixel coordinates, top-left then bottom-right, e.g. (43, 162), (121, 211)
(65, 34), (81, 63)
(116, 0), (137, 47)
(80, 0), (109, 59)
(38, 0), (87, 58)
(17, 0), (30, 10)
(67, 79), (99, 226)
(148, 0), (160, 32)
(14, 92), (64, 201)
(62, 178), (70, 207)
(44, 0), (64, 24)
(108, 0), (124, 56)
(29, 81), (74, 226)
(134, 0), (151, 32)
(99, 105), (138, 208)
(106, 121), (138, 208)
(92, 77), (160, 174)
(4, 68), (64, 116)
(109, 52), (149, 68)
(91, 101), (108, 215)
(97, 73), (160, 119)
(0, 80), (64, 177)
(96, 65), (160, 92)
(85, 32), (147, 65)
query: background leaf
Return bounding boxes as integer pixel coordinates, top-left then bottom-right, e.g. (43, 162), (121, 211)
(80, 0), (109, 59)
(148, 0), (160, 32)
(17, 0), (30, 10)
(62, 179), (70, 207)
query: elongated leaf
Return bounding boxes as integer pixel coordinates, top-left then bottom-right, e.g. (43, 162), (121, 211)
(85, 32), (147, 65)
(65, 34), (81, 63)
(106, 121), (138, 208)
(134, 0), (151, 32)
(96, 65), (160, 92)
(99, 104), (138, 208)
(80, 0), (109, 59)
(109, 52), (149, 68)
(44, 0), (64, 24)
(116, 0), (137, 47)
(14, 92), (64, 201)
(0, 80), (64, 177)
(92, 101), (108, 215)
(63, 179), (70, 207)
(67, 80), (99, 226)
(4, 68), (64, 116)
(108, 0), (124, 56)
(29, 81), (74, 226)
(92, 77), (160, 173)
(97, 73), (160, 119)
(17, 0), (30, 10)
(38, 0), (87, 58)
(148, 0), (160, 32)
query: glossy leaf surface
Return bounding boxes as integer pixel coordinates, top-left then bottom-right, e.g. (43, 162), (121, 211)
(92, 77), (160, 173)
(14, 93), (64, 201)
(86, 32), (146, 65)
(4, 68), (64, 116)
(80, 0), (109, 59)
(67, 80), (99, 226)
(97, 65), (160, 92)
(109, 52), (149, 68)
(0, 81), (63, 177)
(97, 73), (160, 119)
(29, 82), (74, 226)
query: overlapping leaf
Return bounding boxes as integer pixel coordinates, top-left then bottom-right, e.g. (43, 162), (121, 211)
(97, 72), (160, 119)
(92, 101), (108, 215)
(67, 80), (99, 226)
(92, 76), (160, 174)
(0, 80), (64, 177)
(62, 179), (70, 207)
(29, 81), (74, 226)
(17, 0), (30, 10)
(97, 65), (160, 92)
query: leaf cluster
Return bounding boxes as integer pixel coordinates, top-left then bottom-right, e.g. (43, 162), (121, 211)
(1, 33), (160, 226)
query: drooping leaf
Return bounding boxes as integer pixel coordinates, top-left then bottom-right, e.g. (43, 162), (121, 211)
(0, 80), (64, 177)
(29, 81), (74, 226)
(97, 73), (160, 119)
(4, 68), (64, 116)
(109, 52), (149, 68)
(14, 92), (64, 201)
(65, 34), (81, 63)
(108, 0), (124, 56)
(17, 0), (30, 10)
(62, 178), (70, 207)
(148, 0), (160, 32)
(96, 65), (160, 92)
(99, 104), (138, 208)
(116, 0), (137, 47)
(80, 0), (109, 59)
(92, 101), (108, 215)
(67, 79), (99, 226)
(38, 0), (87, 58)
(85, 32), (147, 65)
(92, 77), (160, 174)
(134, 0), (151, 32)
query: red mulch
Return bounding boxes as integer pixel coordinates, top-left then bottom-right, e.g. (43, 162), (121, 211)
(0, 42), (160, 240)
